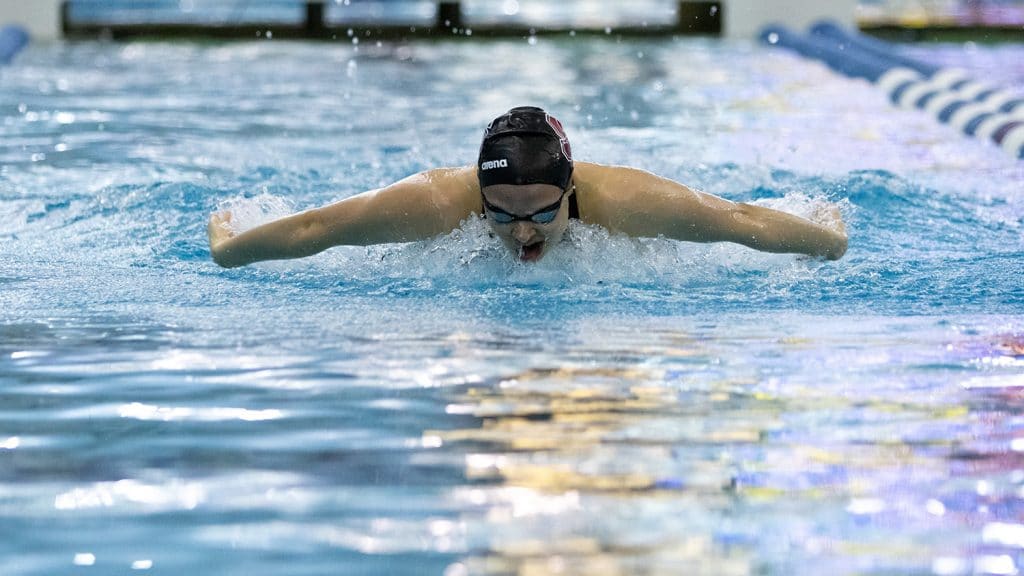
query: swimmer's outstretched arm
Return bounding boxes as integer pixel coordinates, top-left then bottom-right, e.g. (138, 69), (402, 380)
(208, 167), (480, 268)
(577, 163), (847, 260)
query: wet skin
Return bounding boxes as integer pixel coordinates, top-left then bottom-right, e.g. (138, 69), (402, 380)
(480, 182), (573, 262)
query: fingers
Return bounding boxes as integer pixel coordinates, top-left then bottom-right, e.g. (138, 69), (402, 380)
(207, 210), (241, 267)
(209, 210), (233, 226)
(207, 211), (236, 247)
(810, 203), (846, 237)
(828, 206), (847, 237)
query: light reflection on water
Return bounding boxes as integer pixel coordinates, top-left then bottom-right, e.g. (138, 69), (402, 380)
(6, 314), (1023, 574)
(397, 317), (1024, 575)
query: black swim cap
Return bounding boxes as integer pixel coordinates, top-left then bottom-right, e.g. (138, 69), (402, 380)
(477, 106), (573, 190)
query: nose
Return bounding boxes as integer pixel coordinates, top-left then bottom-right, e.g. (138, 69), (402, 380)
(511, 222), (535, 243)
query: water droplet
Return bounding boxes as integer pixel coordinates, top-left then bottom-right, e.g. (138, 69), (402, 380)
(443, 562), (468, 576)
(925, 499), (946, 516)
(767, 32), (779, 44)
(932, 557), (968, 576)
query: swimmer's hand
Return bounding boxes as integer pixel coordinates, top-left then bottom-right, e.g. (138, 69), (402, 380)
(815, 204), (848, 260)
(207, 211), (236, 267)
(812, 204), (846, 235)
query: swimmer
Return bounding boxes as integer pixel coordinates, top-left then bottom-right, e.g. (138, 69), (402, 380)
(208, 106), (847, 268)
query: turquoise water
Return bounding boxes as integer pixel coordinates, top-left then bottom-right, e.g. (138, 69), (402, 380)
(1, 37), (1023, 575)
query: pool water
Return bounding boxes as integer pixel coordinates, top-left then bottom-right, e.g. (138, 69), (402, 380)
(1, 35), (1023, 575)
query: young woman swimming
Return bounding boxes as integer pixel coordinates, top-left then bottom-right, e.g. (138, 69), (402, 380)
(208, 106), (847, 268)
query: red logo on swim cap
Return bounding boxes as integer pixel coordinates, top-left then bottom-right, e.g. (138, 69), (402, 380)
(545, 114), (572, 162)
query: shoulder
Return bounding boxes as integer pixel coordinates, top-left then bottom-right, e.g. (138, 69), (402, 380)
(356, 165), (481, 219)
(395, 165), (479, 200)
(420, 165), (481, 215)
(574, 162), (665, 192)
(573, 161), (620, 182)
(402, 165), (478, 191)
(573, 162), (665, 223)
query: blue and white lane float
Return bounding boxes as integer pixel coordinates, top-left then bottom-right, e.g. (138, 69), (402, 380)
(0, 24), (29, 66)
(809, 20), (1024, 158)
(760, 23), (1024, 160)
(811, 20), (1024, 113)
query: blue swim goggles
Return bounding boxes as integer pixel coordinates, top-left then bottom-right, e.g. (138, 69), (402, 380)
(482, 185), (572, 225)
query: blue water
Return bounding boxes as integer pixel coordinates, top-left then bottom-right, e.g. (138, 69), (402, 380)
(1, 36), (1023, 575)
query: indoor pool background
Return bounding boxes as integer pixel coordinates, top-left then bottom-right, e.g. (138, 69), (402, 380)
(1, 33), (1023, 575)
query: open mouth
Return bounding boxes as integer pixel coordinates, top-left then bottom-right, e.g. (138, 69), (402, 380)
(519, 241), (545, 262)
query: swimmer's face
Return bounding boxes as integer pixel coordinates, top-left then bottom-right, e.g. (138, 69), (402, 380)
(481, 182), (573, 262)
